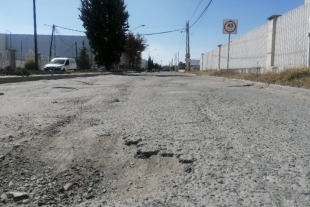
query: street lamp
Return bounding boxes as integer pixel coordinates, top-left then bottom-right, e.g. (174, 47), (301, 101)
(6, 30), (12, 49)
(129, 24), (145, 32)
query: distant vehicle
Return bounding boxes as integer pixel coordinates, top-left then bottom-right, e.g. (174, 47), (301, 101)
(44, 58), (77, 72)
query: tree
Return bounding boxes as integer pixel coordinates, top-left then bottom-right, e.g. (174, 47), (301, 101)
(79, 0), (129, 70)
(77, 40), (90, 70)
(179, 61), (186, 69)
(124, 32), (147, 69)
(147, 56), (154, 70)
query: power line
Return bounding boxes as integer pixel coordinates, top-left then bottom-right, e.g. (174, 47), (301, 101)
(185, 0), (195, 21)
(44, 24), (85, 33)
(54, 28), (73, 43)
(55, 25), (85, 33)
(141, 28), (185, 36)
(54, 28), (74, 47)
(145, 24), (184, 28)
(47, 24), (185, 37)
(189, 0), (203, 21)
(178, 31), (185, 52)
(65, 43), (76, 53)
(190, 0), (213, 28)
(191, 6), (209, 36)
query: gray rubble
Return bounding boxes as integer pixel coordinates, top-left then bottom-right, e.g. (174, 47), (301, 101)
(0, 72), (310, 206)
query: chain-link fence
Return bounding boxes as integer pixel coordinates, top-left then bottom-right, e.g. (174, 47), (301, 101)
(0, 49), (49, 70)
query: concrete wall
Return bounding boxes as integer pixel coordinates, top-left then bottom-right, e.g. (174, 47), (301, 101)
(1, 34), (91, 59)
(201, 3), (310, 72)
(0, 34), (6, 52)
(274, 4), (310, 69)
(0, 33), (94, 69)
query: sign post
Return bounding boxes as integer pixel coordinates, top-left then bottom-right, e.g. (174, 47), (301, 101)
(223, 19), (238, 72)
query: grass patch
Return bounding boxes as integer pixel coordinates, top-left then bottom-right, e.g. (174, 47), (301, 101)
(188, 67), (310, 89)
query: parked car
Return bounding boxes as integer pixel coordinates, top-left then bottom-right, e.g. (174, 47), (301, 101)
(44, 58), (77, 72)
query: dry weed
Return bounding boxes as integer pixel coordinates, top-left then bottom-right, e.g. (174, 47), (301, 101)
(187, 67), (310, 89)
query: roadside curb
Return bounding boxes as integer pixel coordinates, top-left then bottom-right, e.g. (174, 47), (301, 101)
(0, 72), (115, 84)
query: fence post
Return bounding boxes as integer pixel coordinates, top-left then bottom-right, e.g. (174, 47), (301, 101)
(38, 52), (41, 70)
(9, 49), (16, 69)
(266, 15), (281, 71)
(218, 44), (222, 70)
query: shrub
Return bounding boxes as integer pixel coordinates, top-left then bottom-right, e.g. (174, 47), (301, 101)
(21, 69), (31, 76)
(0, 68), (9, 75)
(24, 59), (37, 70)
(5, 66), (12, 71)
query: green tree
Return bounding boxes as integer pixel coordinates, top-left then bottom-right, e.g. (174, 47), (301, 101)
(77, 40), (90, 70)
(124, 32), (147, 69)
(79, 0), (129, 70)
(147, 56), (154, 70)
(179, 61), (186, 69)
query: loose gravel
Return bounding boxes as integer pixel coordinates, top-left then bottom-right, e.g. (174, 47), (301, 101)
(0, 72), (310, 207)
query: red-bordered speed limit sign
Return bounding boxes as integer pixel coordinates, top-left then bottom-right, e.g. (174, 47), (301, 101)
(223, 19), (238, 34)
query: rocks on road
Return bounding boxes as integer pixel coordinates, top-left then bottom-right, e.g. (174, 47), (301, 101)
(1, 72), (310, 206)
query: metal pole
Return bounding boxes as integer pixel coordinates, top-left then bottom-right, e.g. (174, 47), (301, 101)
(75, 42), (78, 60)
(307, 33), (310, 67)
(201, 53), (204, 70)
(188, 22), (190, 72)
(21, 41), (22, 62)
(75, 42), (78, 70)
(6, 30), (12, 49)
(227, 33), (231, 72)
(10, 33), (12, 49)
(33, 0), (39, 70)
(49, 25), (54, 61)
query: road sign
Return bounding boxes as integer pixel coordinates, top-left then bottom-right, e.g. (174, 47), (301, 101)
(185, 53), (190, 58)
(223, 19), (238, 34)
(185, 58), (191, 62)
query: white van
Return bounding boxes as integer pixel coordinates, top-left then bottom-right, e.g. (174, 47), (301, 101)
(44, 58), (77, 72)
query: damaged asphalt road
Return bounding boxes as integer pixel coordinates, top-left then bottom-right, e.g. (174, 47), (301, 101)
(0, 72), (310, 206)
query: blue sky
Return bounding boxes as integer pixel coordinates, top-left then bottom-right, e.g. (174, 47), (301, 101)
(0, 0), (305, 65)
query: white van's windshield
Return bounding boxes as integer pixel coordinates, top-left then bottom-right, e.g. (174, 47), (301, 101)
(50, 59), (65, 64)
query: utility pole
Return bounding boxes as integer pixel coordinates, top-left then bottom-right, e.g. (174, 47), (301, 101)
(49, 25), (55, 61)
(33, 0), (39, 70)
(75, 42), (78, 70)
(54, 32), (56, 57)
(75, 42), (78, 59)
(178, 52), (179, 70)
(186, 21), (190, 71)
(175, 53), (177, 69)
(308, 33), (310, 67)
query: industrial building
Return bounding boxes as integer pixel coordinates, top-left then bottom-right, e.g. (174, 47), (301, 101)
(0, 33), (91, 69)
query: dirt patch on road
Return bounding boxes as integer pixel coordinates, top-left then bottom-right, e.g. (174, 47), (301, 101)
(0, 110), (181, 206)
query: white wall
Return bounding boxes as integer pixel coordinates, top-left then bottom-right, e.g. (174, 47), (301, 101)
(274, 4), (310, 69)
(201, 3), (310, 72)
